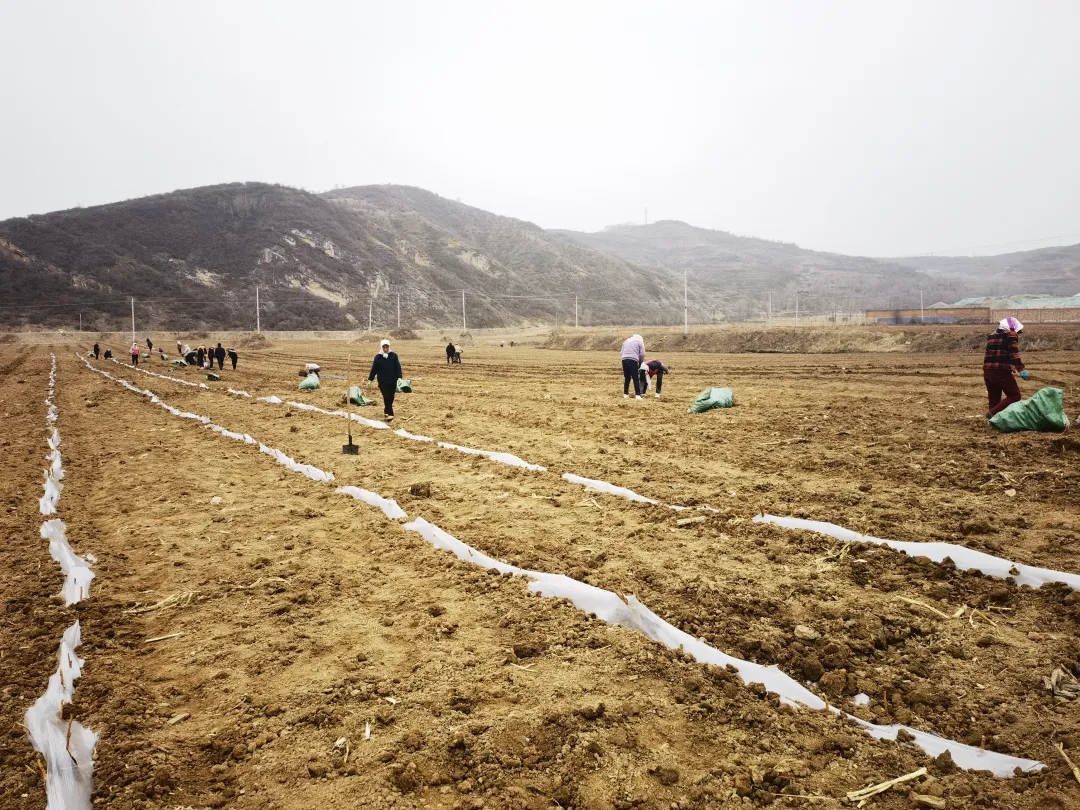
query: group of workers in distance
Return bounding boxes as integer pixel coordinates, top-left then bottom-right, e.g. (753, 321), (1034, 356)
(90, 338), (238, 371)
(97, 322), (1035, 426)
(620, 333), (670, 400)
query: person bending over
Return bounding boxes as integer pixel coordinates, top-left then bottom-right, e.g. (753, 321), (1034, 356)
(639, 360), (670, 399)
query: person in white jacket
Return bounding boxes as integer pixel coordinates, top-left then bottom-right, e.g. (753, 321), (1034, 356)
(620, 334), (645, 399)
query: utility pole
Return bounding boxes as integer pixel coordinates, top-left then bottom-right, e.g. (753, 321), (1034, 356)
(368, 299), (373, 332)
(79, 313), (82, 332)
(644, 207), (648, 226)
(683, 269), (688, 335)
(461, 290), (466, 332)
(256, 286), (261, 333)
(767, 292), (772, 328)
(574, 296), (578, 328)
(795, 293), (799, 327)
(130, 297), (135, 343)
(397, 292), (401, 329)
(920, 289), (925, 324)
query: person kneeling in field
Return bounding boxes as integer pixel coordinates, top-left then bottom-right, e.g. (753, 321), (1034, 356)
(984, 316), (1029, 418)
(368, 339), (403, 422)
(639, 359), (670, 399)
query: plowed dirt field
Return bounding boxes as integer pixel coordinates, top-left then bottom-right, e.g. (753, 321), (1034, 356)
(4, 339), (1080, 810)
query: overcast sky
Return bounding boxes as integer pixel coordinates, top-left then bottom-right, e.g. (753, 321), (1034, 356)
(2, 1), (1078, 257)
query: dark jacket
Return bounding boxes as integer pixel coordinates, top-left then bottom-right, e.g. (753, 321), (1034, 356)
(215, 345), (226, 361)
(369, 351), (403, 387)
(983, 329), (1025, 372)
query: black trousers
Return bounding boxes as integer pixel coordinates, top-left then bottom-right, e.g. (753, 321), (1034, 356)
(639, 369), (663, 394)
(379, 383), (396, 416)
(131, 354), (139, 366)
(230, 356), (237, 369)
(622, 358), (642, 395)
(216, 355), (224, 369)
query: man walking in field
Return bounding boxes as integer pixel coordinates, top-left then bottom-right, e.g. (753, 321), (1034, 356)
(620, 334), (646, 399)
(368, 339), (403, 422)
(984, 316), (1029, 418)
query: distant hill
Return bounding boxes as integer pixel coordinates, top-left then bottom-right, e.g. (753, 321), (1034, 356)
(554, 221), (1000, 320)
(0, 183), (679, 331)
(1, 183), (1075, 331)
(890, 245), (1080, 295)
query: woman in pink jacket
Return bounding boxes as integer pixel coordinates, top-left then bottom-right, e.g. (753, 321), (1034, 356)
(130, 342), (140, 366)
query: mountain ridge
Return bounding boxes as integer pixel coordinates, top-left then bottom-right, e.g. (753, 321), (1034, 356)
(0, 182), (1074, 330)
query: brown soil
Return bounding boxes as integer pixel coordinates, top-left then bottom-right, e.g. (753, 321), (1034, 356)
(542, 324), (1080, 354)
(4, 341), (1080, 810)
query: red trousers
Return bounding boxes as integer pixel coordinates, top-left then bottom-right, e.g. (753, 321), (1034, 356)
(984, 369), (1021, 416)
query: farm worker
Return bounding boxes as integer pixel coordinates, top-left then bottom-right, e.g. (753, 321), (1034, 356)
(215, 343), (226, 370)
(227, 348), (238, 369)
(177, 339), (182, 356)
(92, 343), (100, 359)
(130, 342), (140, 366)
(185, 350), (198, 365)
(368, 339), (403, 422)
(196, 346), (205, 368)
(146, 337), (153, 353)
(984, 316), (1029, 418)
(639, 360), (670, 399)
(620, 334), (646, 399)
(446, 342), (455, 364)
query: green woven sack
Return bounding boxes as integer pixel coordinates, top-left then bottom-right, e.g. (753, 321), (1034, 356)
(170, 359), (187, 368)
(990, 387), (1069, 433)
(206, 373), (221, 382)
(346, 386), (374, 406)
(396, 378), (413, 393)
(297, 372), (321, 391)
(688, 387), (734, 414)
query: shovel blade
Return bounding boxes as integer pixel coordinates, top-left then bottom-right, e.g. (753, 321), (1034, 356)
(342, 443), (359, 455)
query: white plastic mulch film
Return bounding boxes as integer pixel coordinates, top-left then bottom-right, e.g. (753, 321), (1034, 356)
(29, 356), (98, 810)
(401, 517), (1043, 776)
(83, 355), (1047, 775)
(755, 515), (1080, 591)
(25, 622), (98, 810)
(107, 355), (208, 389)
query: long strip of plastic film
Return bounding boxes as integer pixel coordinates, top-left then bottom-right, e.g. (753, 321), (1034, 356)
(755, 515), (1080, 591)
(82, 359), (1044, 775)
(113, 365), (1080, 592)
(28, 356), (98, 810)
(106, 356), (208, 388)
(99, 362), (1080, 595)
(25, 622), (98, 810)
(401, 517), (1043, 776)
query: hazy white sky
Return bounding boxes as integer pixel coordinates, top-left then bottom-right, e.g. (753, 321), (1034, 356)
(2, 0), (1078, 256)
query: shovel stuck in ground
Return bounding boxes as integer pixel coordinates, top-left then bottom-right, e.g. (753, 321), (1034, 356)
(343, 354), (359, 455)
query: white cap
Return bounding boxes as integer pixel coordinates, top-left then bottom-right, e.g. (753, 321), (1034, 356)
(380, 338), (391, 347)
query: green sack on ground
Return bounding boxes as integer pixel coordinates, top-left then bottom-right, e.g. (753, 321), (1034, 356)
(298, 372), (321, 391)
(688, 387), (734, 414)
(170, 359), (187, 368)
(396, 378), (413, 393)
(990, 387), (1069, 433)
(346, 385), (373, 406)
(207, 373), (221, 382)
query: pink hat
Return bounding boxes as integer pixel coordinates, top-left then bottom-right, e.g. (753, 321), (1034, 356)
(998, 317), (1024, 332)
